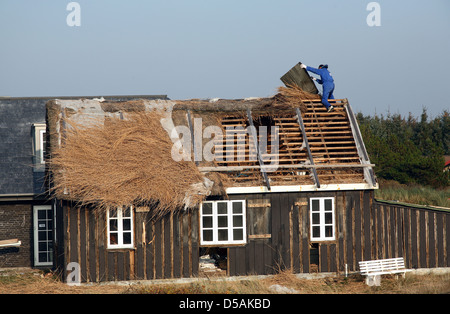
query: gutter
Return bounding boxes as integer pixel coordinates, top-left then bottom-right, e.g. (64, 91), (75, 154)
(0, 193), (35, 201)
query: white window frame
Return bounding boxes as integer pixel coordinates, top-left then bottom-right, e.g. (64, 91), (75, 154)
(200, 200), (247, 246)
(39, 129), (46, 164)
(107, 206), (134, 249)
(32, 123), (46, 171)
(33, 205), (54, 266)
(310, 197), (335, 241)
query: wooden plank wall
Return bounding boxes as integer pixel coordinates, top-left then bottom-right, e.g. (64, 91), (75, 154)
(228, 190), (373, 275)
(60, 203), (199, 283)
(372, 201), (449, 269)
(228, 191), (450, 276)
(57, 192), (450, 282)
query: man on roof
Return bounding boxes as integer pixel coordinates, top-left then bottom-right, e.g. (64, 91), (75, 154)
(300, 63), (335, 112)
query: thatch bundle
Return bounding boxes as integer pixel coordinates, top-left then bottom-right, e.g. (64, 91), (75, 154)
(49, 111), (206, 218)
(274, 84), (321, 112)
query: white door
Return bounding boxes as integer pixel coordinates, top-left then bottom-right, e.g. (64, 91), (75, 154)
(33, 205), (54, 266)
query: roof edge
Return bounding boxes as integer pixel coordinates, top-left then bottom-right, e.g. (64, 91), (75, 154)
(226, 183), (379, 194)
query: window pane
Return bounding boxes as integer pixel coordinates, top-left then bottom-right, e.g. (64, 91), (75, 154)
(325, 213), (333, 224)
(110, 232), (118, 245)
(38, 210), (46, 219)
(123, 232), (132, 245)
(312, 226), (320, 238)
(202, 203), (212, 215)
(312, 213), (320, 225)
(39, 253), (48, 263)
(203, 216), (212, 228)
(233, 215), (243, 227)
(38, 231), (47, 241)
(218, 216), (228, 228)
(109, 219), (118, 232)
(218, 229), (228, 241)
(109, 209), (117, 218)
(218, 202), (227, 215)
(325, 199), (332, 211)
(325, 226), (333, 238)
(123, 207), (131, 217)
(232, 202), (242, 214)
(233, 229), (243, 241)
(38, 242), (47, 252)
(311, 200), (320, 212)
(123, 219), (131, 231)
(203, 230), (213, 241)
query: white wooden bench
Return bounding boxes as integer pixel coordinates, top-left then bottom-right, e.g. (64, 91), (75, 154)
(359, 257), (412, 286)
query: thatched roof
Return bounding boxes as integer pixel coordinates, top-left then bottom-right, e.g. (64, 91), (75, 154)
(46, 87), (376, 216)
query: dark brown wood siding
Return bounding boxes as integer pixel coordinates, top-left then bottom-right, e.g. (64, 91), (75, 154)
(373, 201), (450, 269)
(56, 191), (450, 282)
(228, 191), (450, 276)
(58, 203), (199, 283)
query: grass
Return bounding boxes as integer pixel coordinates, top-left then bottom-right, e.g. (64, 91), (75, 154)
(375, 180), (450, 208)
(1, 268), (449, 294)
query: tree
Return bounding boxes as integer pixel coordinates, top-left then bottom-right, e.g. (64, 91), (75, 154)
(357, 109), (448, 188)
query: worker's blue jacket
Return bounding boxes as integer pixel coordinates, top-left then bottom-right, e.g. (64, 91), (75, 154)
(306, 65), (334, 85)
(306, 65), (335, 109)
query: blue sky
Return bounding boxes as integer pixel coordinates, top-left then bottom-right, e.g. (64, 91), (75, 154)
(0, 0), (449, 117)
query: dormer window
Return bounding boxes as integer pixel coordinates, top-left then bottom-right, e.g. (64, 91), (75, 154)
(32, 123), (46, 171)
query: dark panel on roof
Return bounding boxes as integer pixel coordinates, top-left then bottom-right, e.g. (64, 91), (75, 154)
(280, 63), (319, 94)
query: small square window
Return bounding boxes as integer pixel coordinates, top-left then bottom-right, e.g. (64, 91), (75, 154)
(310, 198), (335, 241)
(107, 206), (134, 249)
(200, 200), (246, 246)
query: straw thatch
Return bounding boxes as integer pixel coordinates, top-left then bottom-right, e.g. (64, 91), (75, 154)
(49, 110), (208, 218)
(274, 84), (321, 112)
(47, 85), (347, 216)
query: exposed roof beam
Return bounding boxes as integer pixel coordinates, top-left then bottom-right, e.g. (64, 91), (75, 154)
(345, 101), (377, 188)
(246, 109), (271, 191)
(198, 164), (375, 172)
(295, 107), (320, 188)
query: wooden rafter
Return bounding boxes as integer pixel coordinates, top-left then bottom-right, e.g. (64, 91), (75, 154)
(246, 109), (271, 190)
(211, 98), (371, 186)
(295, 107), (320, 188)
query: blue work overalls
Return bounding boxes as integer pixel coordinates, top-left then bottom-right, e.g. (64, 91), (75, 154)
(306, 65), (335, 110)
